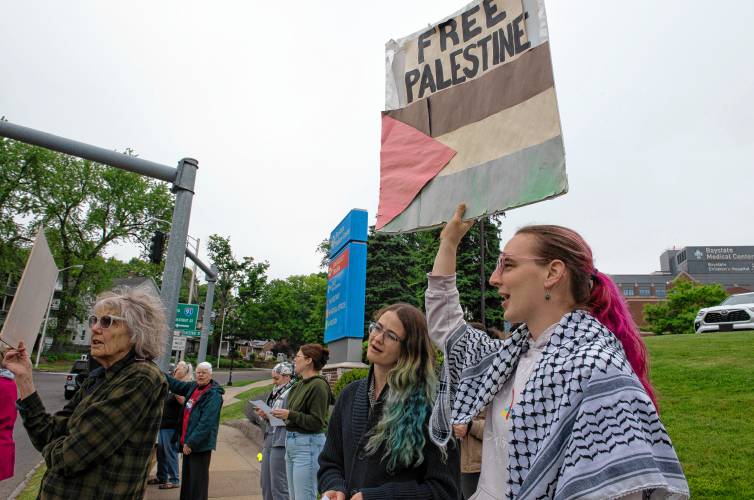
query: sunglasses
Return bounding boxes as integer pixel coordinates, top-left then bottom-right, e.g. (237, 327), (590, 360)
(368, 322), (404, 344)
(494, 252), (549, 274)
(88, 314), (126, 329)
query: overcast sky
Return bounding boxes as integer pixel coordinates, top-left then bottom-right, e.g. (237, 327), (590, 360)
(2, 1), (752, 281)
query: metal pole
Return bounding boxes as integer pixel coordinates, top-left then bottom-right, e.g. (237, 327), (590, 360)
(217, 308), (226, 370)
(188, 237), (199, 304)
(159, 158), (198, 371)
(34, 288), (56, 368)
(35, 264), (82, 368)
(480, 218), (486, 330)
(228, 352), (234, 385)
(198, 265), (217, 364)
(0, 121), (177, 182)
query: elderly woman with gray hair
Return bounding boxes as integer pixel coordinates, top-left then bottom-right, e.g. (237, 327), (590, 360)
(2, 288), (168, 499)
(255, 362), (295, 500)
(166, 360), (225, 500)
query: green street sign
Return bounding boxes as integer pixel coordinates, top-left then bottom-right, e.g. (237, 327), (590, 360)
(181, 330), (202, 337)
(175, 303), (199, 331)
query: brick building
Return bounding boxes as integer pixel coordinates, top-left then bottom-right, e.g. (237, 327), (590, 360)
(610, 246), (754, 329)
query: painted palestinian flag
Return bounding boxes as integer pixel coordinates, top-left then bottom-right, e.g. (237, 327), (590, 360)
(377, 0), (567, 232)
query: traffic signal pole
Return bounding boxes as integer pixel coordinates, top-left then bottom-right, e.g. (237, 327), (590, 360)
(184, 248), (217, 364)
(0, 120), (199, 372)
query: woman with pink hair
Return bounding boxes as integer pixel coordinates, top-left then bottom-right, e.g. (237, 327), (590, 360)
(427, 204), (689, 500)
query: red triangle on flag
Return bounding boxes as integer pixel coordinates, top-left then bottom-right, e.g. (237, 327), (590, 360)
(377, 114), (456, 230)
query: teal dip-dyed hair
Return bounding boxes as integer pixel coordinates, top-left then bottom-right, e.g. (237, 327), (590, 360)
(364, 303), (439, 473)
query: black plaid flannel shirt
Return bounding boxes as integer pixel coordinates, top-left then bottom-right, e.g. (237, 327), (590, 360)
(17, 351), (167, 499)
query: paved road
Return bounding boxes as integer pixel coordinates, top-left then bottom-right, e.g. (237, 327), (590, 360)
(1, 367), (269, 498)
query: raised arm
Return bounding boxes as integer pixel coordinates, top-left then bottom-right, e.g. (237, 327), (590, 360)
(432, 203), (475, 277)
(426, 204), (475, 351)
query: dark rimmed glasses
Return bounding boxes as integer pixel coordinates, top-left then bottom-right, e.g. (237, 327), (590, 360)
(368, 322), (404, 344)
(88, 314), (126, 329)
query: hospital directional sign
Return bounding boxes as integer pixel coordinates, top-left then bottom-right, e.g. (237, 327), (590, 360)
(175, 303), (199, 331)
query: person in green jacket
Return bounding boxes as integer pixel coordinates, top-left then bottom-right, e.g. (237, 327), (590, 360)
(3, 288), (168, 500)
(271, 343), (333, 500)
(167, 361), (225, 500)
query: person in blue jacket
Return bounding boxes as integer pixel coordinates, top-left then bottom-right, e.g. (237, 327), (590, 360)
(167, 361), (225, 500)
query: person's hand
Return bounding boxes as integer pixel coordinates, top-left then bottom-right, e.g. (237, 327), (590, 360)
(453, 423), (469, 439)
(350, 493), (363, 500)
(439, 203), (475, 248)
(322, 490), (346, 500)
(2, 341), (33, 380)
(175, 395), (186, 405)
(255, 408), (268, 419)
(270, 408), (289, 420)
(183, 444), (192, 455)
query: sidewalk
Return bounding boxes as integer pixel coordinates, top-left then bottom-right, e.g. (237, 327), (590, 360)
(146, 379), (271, 500)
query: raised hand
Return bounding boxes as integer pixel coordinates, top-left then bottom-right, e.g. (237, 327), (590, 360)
(433, 203), (475, 276)
(439, 203), (475, 248)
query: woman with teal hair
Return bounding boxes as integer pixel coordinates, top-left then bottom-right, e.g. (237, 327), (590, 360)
(318, 303), (460, 500)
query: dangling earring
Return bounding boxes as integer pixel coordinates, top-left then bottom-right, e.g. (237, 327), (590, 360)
(545, 289), (551, 301)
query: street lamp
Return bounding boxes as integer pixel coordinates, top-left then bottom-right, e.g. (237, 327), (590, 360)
(225, 335), (236, 386)
(35, 264), (84, 368)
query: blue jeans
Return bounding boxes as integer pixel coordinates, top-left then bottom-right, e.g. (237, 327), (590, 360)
(157, 428), (180, 484)
(285, 432), (326, 500)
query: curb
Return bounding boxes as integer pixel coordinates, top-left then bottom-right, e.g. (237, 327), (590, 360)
(8, 459), (44, 500)
(224, 419), (264, 449)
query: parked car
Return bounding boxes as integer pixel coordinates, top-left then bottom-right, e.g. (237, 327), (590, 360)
(694, 292), (754, 334)
(64, 357), (90, 399)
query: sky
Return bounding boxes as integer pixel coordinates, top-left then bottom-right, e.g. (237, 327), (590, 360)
(2, 1), (753, 281)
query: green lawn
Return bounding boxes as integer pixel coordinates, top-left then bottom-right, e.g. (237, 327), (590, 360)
(646, 331), (754, 498)
(17, 462), (45, 500)
(220, 384), (273, 423)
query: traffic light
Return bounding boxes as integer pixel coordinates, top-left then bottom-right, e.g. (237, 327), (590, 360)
(149, 231), (166, 264)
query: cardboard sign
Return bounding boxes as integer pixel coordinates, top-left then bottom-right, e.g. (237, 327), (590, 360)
(378, 0), (567, 232)
(0, 230), (58, 348)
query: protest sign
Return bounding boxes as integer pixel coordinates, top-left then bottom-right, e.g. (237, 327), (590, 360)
(0, 230), (58, 349)
(378, 0), (567, 232)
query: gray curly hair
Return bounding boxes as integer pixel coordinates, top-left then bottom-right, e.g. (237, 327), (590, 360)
(93, 287), (167, 360)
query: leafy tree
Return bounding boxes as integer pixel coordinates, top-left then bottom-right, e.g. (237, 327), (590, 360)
(206, 234), (270, 350)
(15, 144), (174, 346)
(0, 136), (47, 282)
(362, 217), (504, 333)
(644, 280), (728, 334)
(244, 273), (327, 348)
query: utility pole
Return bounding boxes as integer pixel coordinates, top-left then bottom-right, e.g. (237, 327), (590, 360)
(0, 120), (197, 372)
(480, 218), (486, 330)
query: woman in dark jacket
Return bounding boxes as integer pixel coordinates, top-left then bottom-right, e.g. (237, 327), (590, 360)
(167, 361), (225, 500)
(2, 288), (168, 499)
(149, 361), (193, 489)
(318, 304), (460, 500)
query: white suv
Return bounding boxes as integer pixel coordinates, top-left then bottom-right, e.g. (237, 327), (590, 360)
(694, 292), (754, 333)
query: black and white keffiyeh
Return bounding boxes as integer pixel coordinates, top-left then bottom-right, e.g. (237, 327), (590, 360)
(430, 310), (689, 499)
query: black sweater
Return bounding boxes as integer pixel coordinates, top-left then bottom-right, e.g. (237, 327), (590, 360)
(317, 377), (460, 500)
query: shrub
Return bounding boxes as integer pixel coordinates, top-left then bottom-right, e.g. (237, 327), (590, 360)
(333, 367), (369, 398)
(644, 280), (728, 335)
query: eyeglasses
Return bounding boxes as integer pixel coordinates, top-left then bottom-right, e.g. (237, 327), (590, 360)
(368, 322), (404, 344)
(494, 252), (549, 274)
(88, 314), (126, 329)
(294, 354), (308, 360)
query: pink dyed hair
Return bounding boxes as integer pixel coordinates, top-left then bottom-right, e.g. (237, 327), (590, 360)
(516, 225), (657, 409)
